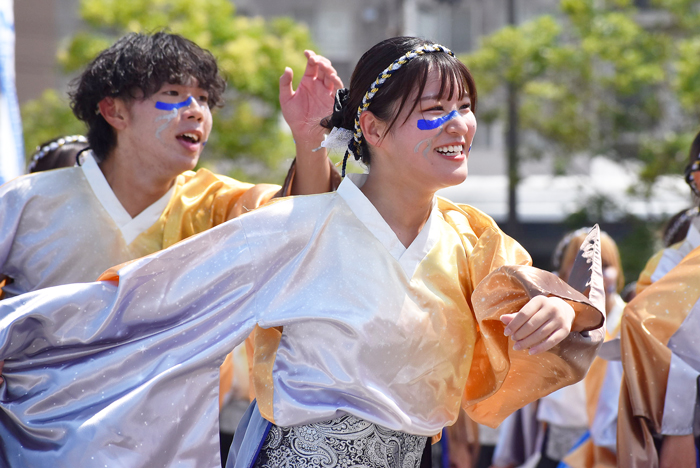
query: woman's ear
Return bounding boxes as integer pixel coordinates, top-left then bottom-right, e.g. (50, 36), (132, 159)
(359, 111), (388, 148)
(97, 97), (129, 131)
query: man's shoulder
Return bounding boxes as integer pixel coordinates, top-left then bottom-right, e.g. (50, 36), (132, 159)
(177, 168), (254, 190)
(0, 166), (84, 200)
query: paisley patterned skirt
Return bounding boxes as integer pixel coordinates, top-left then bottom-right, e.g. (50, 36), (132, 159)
(252, 414), (427, 468)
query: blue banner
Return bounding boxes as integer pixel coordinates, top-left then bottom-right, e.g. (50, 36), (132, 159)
(0, 0), (24, 185)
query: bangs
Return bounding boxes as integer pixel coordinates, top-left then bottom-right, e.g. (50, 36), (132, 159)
(432, 54), (472, 104)
(379, 51), (477, 133)
(114, 33), (225, 107)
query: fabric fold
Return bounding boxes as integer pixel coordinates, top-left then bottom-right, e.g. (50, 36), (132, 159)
(463, 226), (605, 427)
(617, 244), (700, 468)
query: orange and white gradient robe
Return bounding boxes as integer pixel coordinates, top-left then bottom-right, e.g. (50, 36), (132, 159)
(0, 175), (604, 467)
(618, 218), (700, 467)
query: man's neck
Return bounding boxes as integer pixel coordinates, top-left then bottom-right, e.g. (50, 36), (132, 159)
(98, 151), (178, 218)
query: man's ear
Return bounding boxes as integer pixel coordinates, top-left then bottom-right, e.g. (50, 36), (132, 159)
(97, 97), (129, 131)
(359, 111), (388, 148)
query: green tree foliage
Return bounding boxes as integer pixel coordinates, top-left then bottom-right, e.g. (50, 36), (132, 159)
(21, 90), (87, 154)
(463, 0), (700, 279)
(20, 0), (315, 182)
(462, 0), (700, 179)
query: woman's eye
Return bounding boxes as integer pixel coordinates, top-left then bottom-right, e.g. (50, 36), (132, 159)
(199, 95), (209, 104)
(164, 90), (179, 97)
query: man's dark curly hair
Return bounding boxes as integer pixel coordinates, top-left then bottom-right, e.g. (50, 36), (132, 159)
(70, 31), (226, 160)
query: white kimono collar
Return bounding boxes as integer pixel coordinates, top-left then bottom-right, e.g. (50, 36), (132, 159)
(337, 173), (440, 278)
(80, 151), (176, 245)
(688, 216), (700, 251)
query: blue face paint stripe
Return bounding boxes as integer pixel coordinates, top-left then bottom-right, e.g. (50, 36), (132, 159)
(417, 110), (460, 130)
(155, 96), (195, 111)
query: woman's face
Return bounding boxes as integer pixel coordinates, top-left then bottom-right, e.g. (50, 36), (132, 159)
(376, 68), (477, 193)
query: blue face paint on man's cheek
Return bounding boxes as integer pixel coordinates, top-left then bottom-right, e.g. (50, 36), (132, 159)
(155, 96), (195, 111)
(417, 109), (460, 130)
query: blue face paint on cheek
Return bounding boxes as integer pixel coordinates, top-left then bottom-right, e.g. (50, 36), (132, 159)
(155, 96), (195, 111)
(417, 109), (460, 130)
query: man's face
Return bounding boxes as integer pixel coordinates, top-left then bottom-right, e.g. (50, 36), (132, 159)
(121, 81), (213, 177)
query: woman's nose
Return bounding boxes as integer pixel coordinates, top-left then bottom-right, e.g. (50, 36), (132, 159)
(444, 112), (473, 135)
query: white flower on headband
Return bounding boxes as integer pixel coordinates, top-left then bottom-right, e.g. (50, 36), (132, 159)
(314, 127), (354, 152)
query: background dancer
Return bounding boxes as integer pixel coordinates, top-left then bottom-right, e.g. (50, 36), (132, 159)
(618, 129), (700, 468)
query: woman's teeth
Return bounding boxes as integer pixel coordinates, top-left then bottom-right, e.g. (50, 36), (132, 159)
(436, 145), (463, 155)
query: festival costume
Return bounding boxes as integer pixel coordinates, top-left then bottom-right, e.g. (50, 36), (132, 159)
(0, 151), (282, 298)
(617, 217), (700, 467)
(0, 174), (604, 467)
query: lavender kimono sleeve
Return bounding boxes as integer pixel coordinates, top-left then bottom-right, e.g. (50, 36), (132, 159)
(0, 216), (260, 468)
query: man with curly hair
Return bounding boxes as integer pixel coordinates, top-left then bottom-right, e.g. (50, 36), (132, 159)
(0, 31), (341, 299)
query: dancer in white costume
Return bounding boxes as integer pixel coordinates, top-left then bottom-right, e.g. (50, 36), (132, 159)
(0, 37), (605, 468)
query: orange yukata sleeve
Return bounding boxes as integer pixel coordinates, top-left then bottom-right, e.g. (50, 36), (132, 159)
(617, 245), (700, 468)
(634, 248), (665, 296)
(440, 200), (605, 428)
(158, 169), (280, 248)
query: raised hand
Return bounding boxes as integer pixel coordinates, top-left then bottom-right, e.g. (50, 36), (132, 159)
(501, 295), (576, 355)
(280, 51), (344, 195)
(279, 50), (343, 148)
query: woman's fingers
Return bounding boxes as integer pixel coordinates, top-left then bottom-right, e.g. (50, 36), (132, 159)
(527, 328), (570, 355)
(302, 50), (320, 79)
(303, 50), (342, 91)
(278, 67), (294, 104)
(502, 295), (547, 337)
(503, 296), (574, 354)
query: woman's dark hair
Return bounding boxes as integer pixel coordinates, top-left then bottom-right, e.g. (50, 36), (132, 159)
(690, 130), (700, 164)
(322, 36), (477, 166)
(662, 207), (698, 247)
(70, 32), (226, 161)
(684, 129), (700, 199)
(28, 135), (89, 173)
